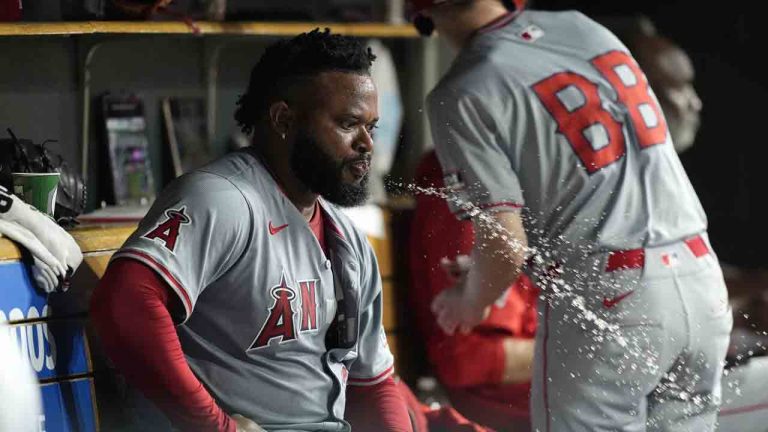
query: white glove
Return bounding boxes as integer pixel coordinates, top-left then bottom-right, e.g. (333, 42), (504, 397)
(0, 219), (66, 277)
(0, 185), (82, 279)
(0, 219), (66, 293)
(31, 256), (60, 294)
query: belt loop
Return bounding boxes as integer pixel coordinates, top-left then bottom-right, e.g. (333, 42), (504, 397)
(684, 235), (709, 258)
(606, 249), (645, 272)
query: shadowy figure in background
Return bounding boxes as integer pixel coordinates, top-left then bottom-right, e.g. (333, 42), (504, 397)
(617, 24), (768, 432)
(630, 33), (703, 154)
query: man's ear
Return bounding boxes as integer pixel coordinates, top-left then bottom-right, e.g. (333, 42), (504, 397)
(268, 101), (293, 138)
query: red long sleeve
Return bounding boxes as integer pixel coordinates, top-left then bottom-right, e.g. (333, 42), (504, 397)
(410, 152), (538, 387)
(409, 152), (535, 429)
(345, 376), (413, 431)
(90, 258), (235, 432)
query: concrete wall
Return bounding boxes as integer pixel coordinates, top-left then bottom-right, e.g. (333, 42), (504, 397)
(0, 34), (446, 209)
(1, 36), (213, 207)
(0, 38), (79, 168)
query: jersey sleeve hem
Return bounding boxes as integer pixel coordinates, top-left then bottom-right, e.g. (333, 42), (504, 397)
(347, 364), (395, 387)
(455, 201), (524, 220)
(112, 248), (194, 322)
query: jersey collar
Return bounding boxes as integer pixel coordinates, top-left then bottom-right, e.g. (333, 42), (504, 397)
(243, 147), (349, 243)
(475, 9), (522, 36)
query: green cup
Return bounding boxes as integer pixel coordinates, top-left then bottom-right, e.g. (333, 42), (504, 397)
(12, 172), (60, 217)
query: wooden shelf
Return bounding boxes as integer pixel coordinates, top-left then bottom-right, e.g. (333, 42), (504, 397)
(0, 21), (419, 38)
(0, 223), (137, 262)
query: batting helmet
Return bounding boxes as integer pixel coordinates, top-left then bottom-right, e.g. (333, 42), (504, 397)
(408, 0), (526, 36)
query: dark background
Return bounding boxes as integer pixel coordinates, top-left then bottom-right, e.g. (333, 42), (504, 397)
(536, 0), (768, 268)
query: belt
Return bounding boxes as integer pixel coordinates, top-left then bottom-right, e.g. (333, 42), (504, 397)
(605, 235), (710, 272)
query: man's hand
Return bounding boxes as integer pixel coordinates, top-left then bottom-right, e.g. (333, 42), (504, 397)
(432, 211), (528, 336)
(439, 255), (472, 281)
(232, 414), (266, 432)
(431, 282), (490, 335)
(434, 254), (489, 334)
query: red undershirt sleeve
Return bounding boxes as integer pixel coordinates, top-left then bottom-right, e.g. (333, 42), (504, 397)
(345, 376), (413, 431)
(90, 258), (236, 432)
(411, 153), (508, 388)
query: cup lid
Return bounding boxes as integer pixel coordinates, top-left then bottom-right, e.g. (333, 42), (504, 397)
(11, 172), (60, 176)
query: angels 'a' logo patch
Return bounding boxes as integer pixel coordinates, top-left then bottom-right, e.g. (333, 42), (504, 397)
(143, 207), (191, 252)
(250, 275), (298, 350)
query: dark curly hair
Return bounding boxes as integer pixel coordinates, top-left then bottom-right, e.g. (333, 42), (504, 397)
(234, 28), (377, 135)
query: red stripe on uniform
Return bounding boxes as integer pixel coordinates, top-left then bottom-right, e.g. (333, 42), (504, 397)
(684, 235), (709, 258)
(348, 365), (395, 384)
(116, 249), (193, 315)
(719, 402), (768, 417)
(477, 10), (521, 34)
(478, 201), (524, 210)
(317, 202), (346, 240)
(543, 300), (551, 432)
(456, 201), (524, 219)
(327, 220), (346, 240)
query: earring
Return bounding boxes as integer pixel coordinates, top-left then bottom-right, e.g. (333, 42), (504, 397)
(281, 133), (286, 140)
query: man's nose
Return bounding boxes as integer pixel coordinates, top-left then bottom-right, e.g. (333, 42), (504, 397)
(688, 87), (703, 112)
(354, 127), (374, 154)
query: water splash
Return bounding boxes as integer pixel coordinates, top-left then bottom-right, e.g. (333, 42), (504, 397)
(393, 178), (758, 422)
(396, 181), (670, 376)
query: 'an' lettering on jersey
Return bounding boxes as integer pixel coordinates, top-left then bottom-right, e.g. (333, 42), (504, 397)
(299, 280), (319, 332)
(143, 207), (191, 252)
(250, 276), (297, 350)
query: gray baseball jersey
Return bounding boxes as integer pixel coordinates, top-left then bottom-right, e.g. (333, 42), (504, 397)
(113, 148), (394, 431)
(428, 10), (707, 260)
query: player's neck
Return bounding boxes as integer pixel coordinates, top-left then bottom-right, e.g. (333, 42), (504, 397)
(271, 171), (318, 222)
(254, 145), (318, 222)
(282, 184), (317, 221)
(436, 2), (509, 49)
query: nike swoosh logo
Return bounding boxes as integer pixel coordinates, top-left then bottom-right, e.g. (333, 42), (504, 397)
(268, 221), (289, 235)
(603, 290), (635, 309)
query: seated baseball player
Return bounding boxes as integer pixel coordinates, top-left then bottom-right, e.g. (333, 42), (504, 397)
(90, 29), (412, 432)
(408, 150), (538, 432)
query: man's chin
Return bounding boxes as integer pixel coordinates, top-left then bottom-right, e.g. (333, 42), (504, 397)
(341, 167), (369, 185)
(321, 181), (369, 208)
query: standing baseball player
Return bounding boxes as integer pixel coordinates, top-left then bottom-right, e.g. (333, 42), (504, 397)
(90, 29), (412, 432)
(407, 1), (732, 431)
